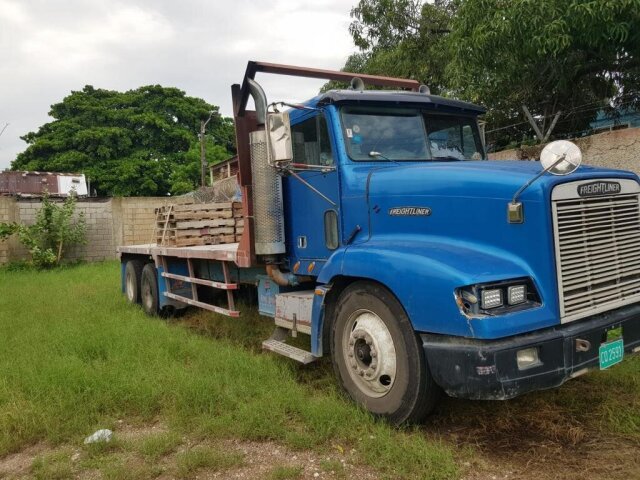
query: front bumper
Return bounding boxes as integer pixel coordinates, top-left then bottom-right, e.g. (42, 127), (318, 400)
(422, 304), (640, 400)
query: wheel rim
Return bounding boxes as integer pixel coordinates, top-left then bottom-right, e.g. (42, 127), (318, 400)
(342, 309), (397, 398)
(125, 270), (136, 302)
(142, 278), (153, 311)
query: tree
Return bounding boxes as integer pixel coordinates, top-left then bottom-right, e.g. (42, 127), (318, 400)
(0, 192), (87, 268)
(12, 86), (236, 196)
(447, 0), (640, 149)
(338, 0), (640, 149)
(331, 1), (456, 93)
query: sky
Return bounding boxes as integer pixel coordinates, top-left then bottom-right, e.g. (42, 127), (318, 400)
(0, 0), (356, 169)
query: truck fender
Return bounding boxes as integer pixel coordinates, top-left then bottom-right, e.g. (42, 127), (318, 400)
(316, 237), (542, 338)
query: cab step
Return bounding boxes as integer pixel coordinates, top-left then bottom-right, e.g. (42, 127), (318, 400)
(262, 339), (316, 364)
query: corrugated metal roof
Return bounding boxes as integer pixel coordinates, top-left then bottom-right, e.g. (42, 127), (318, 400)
(0, 171), (87, 197)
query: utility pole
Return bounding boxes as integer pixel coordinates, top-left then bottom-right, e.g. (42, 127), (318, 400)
(200, 112), (215, 187)
(522, 106), (561, 143)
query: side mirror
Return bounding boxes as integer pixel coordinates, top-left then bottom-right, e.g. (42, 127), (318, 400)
(540, 140), (582, 175)
(267, 112), (293, 164)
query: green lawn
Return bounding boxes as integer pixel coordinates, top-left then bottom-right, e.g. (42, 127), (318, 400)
(0, 261), (638, 479)
(0, 261), (457, 479)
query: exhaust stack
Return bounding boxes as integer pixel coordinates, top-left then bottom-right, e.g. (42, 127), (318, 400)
(250, 128), (286, 255)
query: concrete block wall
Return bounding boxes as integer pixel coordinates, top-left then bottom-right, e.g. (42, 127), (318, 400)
(489, 127), (640, 176)
(0, 196), (15, 264)
(0, 196), (168, 264)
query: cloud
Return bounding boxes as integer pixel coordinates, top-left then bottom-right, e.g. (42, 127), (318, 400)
(0, 0), (355, 169)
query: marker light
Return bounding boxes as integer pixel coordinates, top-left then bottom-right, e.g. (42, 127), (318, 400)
(481, 289), (503, 309)
(508, 285), (527, 305)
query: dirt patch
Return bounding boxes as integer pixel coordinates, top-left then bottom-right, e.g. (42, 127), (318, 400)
(196, 439), (378, 480)
(0, 443), (48, 478)
(0, 425), (379, 480)
(429, 396), (640, 480)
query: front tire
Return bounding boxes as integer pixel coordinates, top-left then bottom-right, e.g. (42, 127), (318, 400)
(331, 281), (440, 424)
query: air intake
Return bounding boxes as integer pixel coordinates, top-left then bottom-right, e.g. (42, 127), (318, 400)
(250, 129), (286, 255)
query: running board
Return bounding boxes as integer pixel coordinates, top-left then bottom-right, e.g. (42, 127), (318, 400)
(262, 339), (317, 364)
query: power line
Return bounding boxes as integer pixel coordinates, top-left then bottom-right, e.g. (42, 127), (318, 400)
(0, 123), (8, 139)
(485, 96), (638, 135)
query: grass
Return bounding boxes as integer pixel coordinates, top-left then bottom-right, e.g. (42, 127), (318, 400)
(0, 261), (459, 479)
(134, 431), (182, 460)
(268, 464), (304, 480)
(175, 446), (244, 478)
(1, 261), (639, 479)
(31, 449), (74, 480)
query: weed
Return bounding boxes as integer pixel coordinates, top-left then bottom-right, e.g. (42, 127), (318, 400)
(175, 446), (244, 478)
(320, 458), (346, 477)
(268, 464), (304, 480)
(135, 431), (182, 460)
(31, 450), (74, 480)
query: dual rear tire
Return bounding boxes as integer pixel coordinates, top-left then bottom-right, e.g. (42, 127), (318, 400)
(124, 260), (160, 316)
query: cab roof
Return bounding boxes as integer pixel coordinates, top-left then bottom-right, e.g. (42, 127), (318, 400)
(313, 89), (486, 115)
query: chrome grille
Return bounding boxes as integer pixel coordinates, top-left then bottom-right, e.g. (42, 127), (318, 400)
(552, 179), (640, 322)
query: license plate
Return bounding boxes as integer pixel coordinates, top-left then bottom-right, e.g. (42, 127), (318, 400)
(599, 338), (624, 370)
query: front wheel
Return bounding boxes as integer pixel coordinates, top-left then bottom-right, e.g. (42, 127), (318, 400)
(331, 281), (440, 424)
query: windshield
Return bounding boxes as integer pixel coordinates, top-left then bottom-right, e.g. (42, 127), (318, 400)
(341, 106), (485, 161)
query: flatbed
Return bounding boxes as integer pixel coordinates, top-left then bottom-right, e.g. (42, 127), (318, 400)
(118, 243), (239, 263)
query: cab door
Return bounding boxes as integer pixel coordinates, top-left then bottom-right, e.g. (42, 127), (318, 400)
(282, 113), (340, 271)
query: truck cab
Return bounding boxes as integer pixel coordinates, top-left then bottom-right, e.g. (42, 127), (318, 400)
(120, 61), (640, 425)
(238, 64), (639, 423)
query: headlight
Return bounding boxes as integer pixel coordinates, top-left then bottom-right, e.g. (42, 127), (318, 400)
(508, 285), (527, 305)
(456, 278), (540, 316)
(481, 289), (503, 309)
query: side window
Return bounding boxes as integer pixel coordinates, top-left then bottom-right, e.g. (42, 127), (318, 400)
(425, 115), (483, 160)
(292, 115), (334, 166)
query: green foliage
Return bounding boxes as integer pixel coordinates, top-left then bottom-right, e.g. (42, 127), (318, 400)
(0, 193), (86, 268)
(12, 85), (236, 196)
(326, 1), (455, 93)
(340, 0), (640, 149)
(447, 0), (640, 148)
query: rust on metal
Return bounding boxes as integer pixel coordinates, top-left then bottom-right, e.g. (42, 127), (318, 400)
(0, 171), (87, 196)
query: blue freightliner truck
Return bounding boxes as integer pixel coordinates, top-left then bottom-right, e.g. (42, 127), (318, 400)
(119, 61), (640, 424)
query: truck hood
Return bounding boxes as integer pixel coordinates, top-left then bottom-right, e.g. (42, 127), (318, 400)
(366, 160), (639, 202)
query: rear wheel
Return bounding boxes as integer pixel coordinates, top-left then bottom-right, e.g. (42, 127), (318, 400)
(141, 263), (160, 316)
(124, 260), (144, 304)
(331, 281), (440, 424)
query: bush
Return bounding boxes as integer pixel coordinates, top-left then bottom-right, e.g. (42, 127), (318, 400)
(0, 192), (87, 268)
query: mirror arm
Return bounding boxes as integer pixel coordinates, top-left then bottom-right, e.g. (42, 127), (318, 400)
(284, 168), (337, 207)
(511, 153), (567, 205)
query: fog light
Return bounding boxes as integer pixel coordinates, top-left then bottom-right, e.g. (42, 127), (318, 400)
(508, 285), (527, 305)
(517, 347), (541, 370)
(481, 289), (503, 309)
